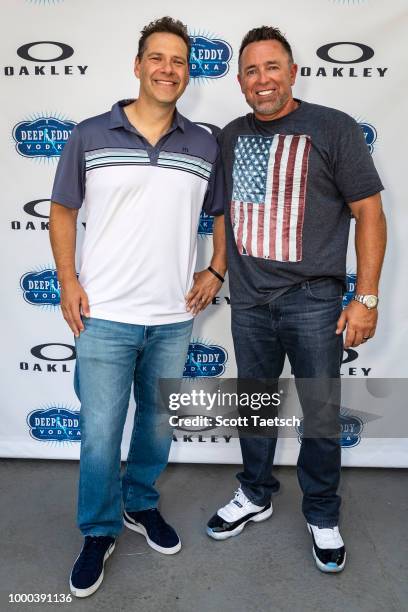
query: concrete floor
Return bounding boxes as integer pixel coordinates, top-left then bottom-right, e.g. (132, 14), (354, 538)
(0, 460), (407, 612)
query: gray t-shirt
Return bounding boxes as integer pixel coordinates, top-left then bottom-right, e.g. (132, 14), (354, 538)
(220, 100), (384, 308)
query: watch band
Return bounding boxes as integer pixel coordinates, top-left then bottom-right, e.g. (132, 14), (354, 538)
(352, 294), (379, 308)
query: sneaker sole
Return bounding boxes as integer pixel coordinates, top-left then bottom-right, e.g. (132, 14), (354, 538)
(69, 542), (115, 598)
(307, 525), (346, 573)
(123, 513), (181, 555)
(311, 547), (346, 573)
(206, 505), (273, 541)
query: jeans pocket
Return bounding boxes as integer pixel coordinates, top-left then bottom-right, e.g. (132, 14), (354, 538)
(305, 279), (344, 302)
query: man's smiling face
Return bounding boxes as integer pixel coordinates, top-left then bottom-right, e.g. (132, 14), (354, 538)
(238, 39), (298, 120)
(135, 32), (189, 107)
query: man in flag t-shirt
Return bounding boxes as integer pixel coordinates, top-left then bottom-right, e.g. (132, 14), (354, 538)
(49, 17), (226, 598)
(206, 26), (387, 574)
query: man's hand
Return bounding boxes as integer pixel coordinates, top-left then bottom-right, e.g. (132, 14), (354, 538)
(336, 300), (378, 348)
(60, 278), (90, 337)
(185, 269), (223, 316)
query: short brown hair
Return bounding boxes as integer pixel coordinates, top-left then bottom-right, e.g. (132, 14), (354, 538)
(137, 16), (191, 60)
(239, 26), (294, 66)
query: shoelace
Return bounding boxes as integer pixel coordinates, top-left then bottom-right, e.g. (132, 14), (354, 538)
(76, 537), (112, 569)
(231, 488), (251, 508)
(217, 488), (257, 523)
(220, 488), (251, 514)
(311, 526), (342, 548)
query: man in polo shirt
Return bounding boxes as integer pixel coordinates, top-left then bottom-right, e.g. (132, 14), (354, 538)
(50, 17), (226, 597)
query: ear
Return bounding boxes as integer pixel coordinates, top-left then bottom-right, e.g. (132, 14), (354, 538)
(134, 56), (141, 79)
(237, 71), (244, 93)
(290, 62), (298, 86)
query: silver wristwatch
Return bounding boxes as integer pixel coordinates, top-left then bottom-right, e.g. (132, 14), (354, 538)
(352, 294), (379, 309)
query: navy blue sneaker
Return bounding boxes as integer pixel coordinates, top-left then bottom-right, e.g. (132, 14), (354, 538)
(69, 536), (115, 598)
(124, 509), (181, 554)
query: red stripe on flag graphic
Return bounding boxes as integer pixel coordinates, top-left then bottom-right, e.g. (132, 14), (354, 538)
(268, 134), (286, 261)
(296, 137), (311, 261)
(246, 203), (253, 256)
(236, 201), (244, 255)
(257, 204), (265, 258)
(282, 136), (300, 262)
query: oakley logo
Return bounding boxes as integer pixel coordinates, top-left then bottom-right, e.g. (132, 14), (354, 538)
(316, 42), (374, 64)
(30, 343), (76, 361)
(17, 41), (74, 63)
(23, 199), (50, 219)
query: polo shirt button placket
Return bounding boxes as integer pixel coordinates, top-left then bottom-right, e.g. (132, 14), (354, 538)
(148, 146), (159, 165)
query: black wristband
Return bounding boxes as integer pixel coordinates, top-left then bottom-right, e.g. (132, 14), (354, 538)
(208, 266), (225, 283)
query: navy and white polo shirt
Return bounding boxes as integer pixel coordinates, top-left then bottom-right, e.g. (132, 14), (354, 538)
(51, 100), (224, 325)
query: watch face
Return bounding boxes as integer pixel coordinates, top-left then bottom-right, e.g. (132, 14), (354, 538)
(365, 295), (378, 308)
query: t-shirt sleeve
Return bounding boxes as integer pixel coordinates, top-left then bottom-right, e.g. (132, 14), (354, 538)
(202, 145), (226, 216)
(331, 114), (384, 203)
(51, 126), (85, 209)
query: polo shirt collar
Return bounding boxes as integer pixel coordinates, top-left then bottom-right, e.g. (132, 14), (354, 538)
(109, 99), (185, 133)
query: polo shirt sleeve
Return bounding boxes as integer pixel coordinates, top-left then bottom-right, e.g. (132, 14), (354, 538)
(51, 126), (85, 209)
(331, 114), (384, 203)
(202, 146), (226, 216)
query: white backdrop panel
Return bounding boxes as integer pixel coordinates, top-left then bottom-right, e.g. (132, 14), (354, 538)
(1, 0), (407, 465)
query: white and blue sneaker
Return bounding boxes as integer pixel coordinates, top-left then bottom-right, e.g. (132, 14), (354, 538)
(207, 487), (273, 540)
(307, 523), (346, 573)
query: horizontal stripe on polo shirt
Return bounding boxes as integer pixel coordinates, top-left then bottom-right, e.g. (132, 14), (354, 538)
(85, 148), (150, 170)
(85, 148), (212, 180)
(157, 151), (212, 180)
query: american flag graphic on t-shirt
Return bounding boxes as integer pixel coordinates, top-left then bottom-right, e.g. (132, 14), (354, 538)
(231, 134), (311, 262)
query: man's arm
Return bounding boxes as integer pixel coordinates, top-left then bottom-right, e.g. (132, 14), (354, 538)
(49, 202), (90, 337)
(185, 214), (227, 315)
(336, 193), (386, 348)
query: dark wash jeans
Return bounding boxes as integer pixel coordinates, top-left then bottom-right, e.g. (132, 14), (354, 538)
(231, 278), (344, 528)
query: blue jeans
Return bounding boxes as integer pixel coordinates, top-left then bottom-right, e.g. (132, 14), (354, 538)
(74, 317), (193, 537)
(231, 278), (344, 528)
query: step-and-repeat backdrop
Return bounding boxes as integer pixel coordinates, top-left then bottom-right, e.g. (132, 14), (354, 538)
(1, 0), (407, 466)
